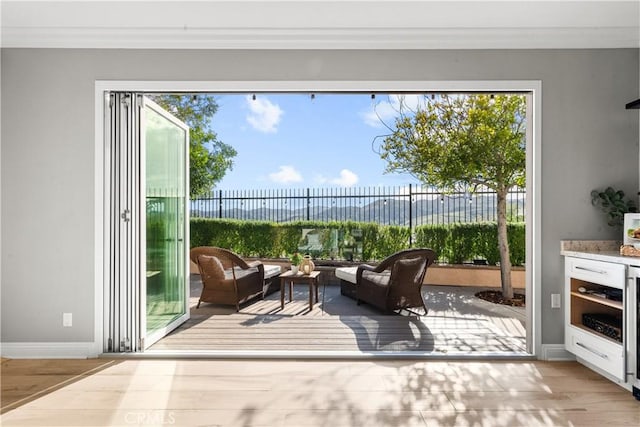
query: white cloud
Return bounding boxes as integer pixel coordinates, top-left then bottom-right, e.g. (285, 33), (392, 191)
(268, 165), (303, 185)
(316, 169), (359, 187)
(361, 94), (424, 128)
(246, 95), (283, 133)
(361, 101), (397, 128)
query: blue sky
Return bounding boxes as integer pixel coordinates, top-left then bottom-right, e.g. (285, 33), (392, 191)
(209, 93), (420, 190)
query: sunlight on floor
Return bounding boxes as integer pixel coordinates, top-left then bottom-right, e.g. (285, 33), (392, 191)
(2, 359), (637, 426)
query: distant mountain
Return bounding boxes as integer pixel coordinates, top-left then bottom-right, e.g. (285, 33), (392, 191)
(191, 192), (525, 225)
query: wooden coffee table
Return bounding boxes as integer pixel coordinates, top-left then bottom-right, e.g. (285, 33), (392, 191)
(279, 270), (321, 311)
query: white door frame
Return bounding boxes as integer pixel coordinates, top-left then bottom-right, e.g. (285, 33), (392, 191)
(99, 92), (190, 353)
(94, 79), (542, 356)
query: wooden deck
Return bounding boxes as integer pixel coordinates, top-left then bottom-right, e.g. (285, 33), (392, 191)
(151, 314), (525, 353)
(149, 277), (527, 354)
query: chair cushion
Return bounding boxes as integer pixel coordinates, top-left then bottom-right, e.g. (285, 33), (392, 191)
(197, 255), (226, 283)
(263, 264), (282, 279)
(226, 266), (259, 280)
(390, 257), (426, 286)
(361, 269), (391, 286)
(335, 266), (358, 283)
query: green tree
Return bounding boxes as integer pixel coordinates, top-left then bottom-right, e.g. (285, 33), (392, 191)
(379, 94), (526, 299)
(150, 94), (237, 197)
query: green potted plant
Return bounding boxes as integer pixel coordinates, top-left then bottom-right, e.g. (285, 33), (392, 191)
(590, 186), (638, 227)
(289, 252), (303, 274)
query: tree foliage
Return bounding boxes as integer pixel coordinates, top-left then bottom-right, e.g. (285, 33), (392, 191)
(378, 94), (527, 299)
(150, 94), (237, 197)
(379, 94), (526, 192)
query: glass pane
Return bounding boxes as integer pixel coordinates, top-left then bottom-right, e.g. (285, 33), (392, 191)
(145, 106), (186, 336)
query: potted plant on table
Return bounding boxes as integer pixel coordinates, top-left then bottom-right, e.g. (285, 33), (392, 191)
(289, 252), (303, 274)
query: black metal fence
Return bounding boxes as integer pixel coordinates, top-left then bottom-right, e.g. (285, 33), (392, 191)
(191, 184), (526, 227)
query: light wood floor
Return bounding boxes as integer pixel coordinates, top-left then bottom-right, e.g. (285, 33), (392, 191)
(2, 358), (639, 426)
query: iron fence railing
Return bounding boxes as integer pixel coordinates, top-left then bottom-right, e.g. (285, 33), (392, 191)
(191, 184), (526, 227)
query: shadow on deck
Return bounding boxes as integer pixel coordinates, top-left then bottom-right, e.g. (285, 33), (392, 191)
(149, 274), (527, 355)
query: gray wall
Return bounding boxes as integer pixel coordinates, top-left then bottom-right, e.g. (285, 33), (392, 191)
(1, 49), (638, 348)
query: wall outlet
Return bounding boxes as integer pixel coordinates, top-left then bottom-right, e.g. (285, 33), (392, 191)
(63, 312), (73, 327)
(551, 294), (561, 309)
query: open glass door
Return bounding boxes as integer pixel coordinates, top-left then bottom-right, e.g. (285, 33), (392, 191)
(142, 98), (190, 348)
(104, 93), (189, 353)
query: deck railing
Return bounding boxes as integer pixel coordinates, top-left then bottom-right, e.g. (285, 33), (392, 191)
(191, 184), (526, 228)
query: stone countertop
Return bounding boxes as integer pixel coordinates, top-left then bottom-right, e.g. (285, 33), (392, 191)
(561, 240), (640, 266)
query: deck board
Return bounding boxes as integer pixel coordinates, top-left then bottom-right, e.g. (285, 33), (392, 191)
(149, 279), (527, 354)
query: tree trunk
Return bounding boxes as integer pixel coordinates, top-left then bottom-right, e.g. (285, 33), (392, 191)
(496, 189), (514, 300)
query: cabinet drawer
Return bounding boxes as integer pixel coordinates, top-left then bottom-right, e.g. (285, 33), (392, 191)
(566, 325), (624, 380)
(567, 258), (625, 289)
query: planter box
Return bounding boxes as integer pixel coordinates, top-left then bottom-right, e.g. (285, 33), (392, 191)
(426, 264), (525, 289)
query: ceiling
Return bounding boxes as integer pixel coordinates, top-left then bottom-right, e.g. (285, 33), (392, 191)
(1, 0), (639, 49)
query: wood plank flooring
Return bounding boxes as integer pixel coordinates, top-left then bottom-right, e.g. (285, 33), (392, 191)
(151, 314), (525, 353)
(0, 358), (119, 413)
(149, 282), (527, 354)
(2, 358), (638, 426)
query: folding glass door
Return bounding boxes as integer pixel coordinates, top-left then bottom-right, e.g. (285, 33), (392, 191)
(105, 93), (189, 352)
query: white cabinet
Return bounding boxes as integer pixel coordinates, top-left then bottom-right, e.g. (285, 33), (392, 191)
(565, 257), (626, 381)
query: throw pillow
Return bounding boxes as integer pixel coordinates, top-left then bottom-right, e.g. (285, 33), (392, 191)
(390, 257), (426, 286)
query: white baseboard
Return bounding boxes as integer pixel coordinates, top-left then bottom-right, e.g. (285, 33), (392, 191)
(540, 344), (574, 361)
(0, 342), (577, 362)
(1, 342), (100, 359)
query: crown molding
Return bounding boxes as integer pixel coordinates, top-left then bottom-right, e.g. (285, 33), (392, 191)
(2, 1), (639, 50)
(2, 27), (639, 50)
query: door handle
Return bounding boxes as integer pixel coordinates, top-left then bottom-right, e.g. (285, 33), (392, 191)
(575, 266), (606, 275)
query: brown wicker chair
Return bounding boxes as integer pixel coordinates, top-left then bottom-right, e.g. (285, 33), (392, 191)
(355, 248), (436, 314)
(190, 247), (265, 311)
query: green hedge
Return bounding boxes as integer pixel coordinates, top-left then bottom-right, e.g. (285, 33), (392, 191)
(190, 218), (406, 260)
(190, 218), (525, 265)
(414, 222), (525, 266)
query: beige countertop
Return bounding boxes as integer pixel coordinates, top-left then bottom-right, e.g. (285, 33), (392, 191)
(561, 240), (640, 266)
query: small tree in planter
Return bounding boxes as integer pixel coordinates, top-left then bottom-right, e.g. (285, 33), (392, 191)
(377, 94), (526, 300)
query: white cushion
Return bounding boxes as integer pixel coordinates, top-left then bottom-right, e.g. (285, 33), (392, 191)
(335, 266), (358, 283)
(264, 264), (282, 279)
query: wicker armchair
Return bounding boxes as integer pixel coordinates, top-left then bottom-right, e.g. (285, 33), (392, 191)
(190, 247), (265, 311)
(356, 248), (436, 314)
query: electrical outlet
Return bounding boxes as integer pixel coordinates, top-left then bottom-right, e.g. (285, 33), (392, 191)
(551, 294), (561, 309)
(63, 313), (73, 327)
